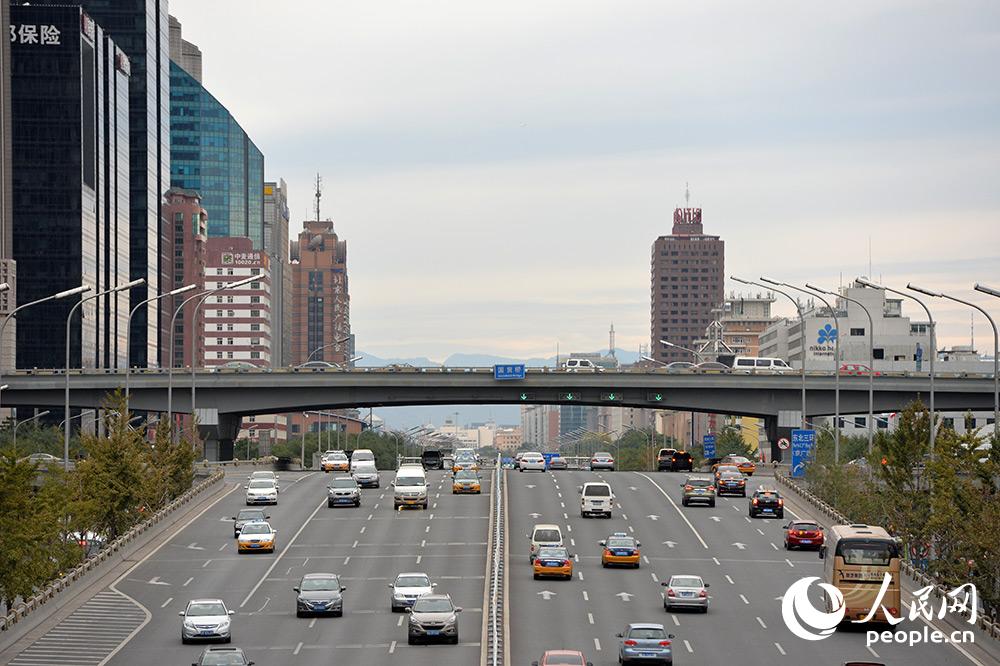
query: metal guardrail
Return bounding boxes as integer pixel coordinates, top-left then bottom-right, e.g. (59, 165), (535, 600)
(197, 456), (278, 469)
(483, 454), (506, 666)
(774, 471), (1000, 641)
(0, 468), (225, 632)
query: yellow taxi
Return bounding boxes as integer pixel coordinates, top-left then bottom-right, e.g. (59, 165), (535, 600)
(532, 546), (573, 580)
(452, 455), (479, 473)
(236, 521), (276, 554)
(600, 532), (641, 568)
(719, 455), (756, 476)
(452, 470), (482, 494)
(321, 451), (350, 472)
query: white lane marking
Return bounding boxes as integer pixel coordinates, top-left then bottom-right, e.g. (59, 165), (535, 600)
(866, 645), (880, 658)
(628, 526), (634, 533)
(241, 497), (326, 608)
(293, 641), (303, 655)
(367, 514), (373, 521)
(587, 612), (594, 624)
(557, 492), (562, 498)
(594, 637), (601, 651)
(582, 591), (589, 601)
(344, 556), (351, 565)
(785, 558), (795, 568)
(739, 594), (749, 604)
(202, 559), (212, 568)
(725, 575), (735, 585)
(433, 503), (438, 509)
(786, 506), (802, 519)
(712, 557), (720, 566)
(756, 528), (765, 535)
(352, 540), (359, 548)
(563, 513), (568, 520)
(683, 639), (693, 653)
(650, 573), (658, 582)
(397, 615), (404, 627)
(566, 524), (572, 533)
(303, 557), (309, 567)
(218, 544), (227, 551)
(775, 642), (786, 655)
(756, 616), (767, 629)
(900, 600), (985, 665)
(389, 640), (397, 654)
(160, 597), (173, 608)
(380, 493), (385, 499)
(420, 540), (426, 548)
(642, 555), (650, 564)
(573, 554), (579, 563)
(622, 513), (628, 520)
(636, 473), (708, 549)
(429, 513), (434, 520)
(745, 517), (752, 523)
(309, 617), (317, 628)
(183, 577), (194, 587)
(425, 525), (431, 533)
(560, 502), (565, 508)
(416, 555), (422, 564)
(671, 614), (679, 626)
(374, 504), (380, 510)
(577, 572), (584, 581)
(359, 526), (366, 534)
(570, 538), (575, 547)
(770, 543), (778, 550)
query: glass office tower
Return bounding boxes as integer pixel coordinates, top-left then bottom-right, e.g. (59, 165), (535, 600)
(10, 6), (131, 370)
(170, 62), (265, 249)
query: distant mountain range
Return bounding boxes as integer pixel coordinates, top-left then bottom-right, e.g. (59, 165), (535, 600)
(353, 349), (642, 429)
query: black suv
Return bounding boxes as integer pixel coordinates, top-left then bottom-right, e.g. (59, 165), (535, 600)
(749, 487), (784, 518)
(670, 451), (693, 472)
(656, 448), (677, 471)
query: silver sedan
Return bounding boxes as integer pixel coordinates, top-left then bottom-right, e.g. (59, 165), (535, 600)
(661, 575), (710, 612)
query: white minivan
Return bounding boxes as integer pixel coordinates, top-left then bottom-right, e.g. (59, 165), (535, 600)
(579, 481), (615, 518)
(350, 449), (376, 471)
(732, 356), (794, 373)
(562, 358), (605, 372)
(528, 524), (564, 563)
(392, 464), (428, 510)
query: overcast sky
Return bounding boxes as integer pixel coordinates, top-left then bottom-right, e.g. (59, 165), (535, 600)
(170, 0), (1000, 361)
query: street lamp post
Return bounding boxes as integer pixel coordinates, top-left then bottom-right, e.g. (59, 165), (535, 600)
(733, 276), (807, 431)
(0, 284), (89, 413)
(305, 336), (351, 364)
(65, 280), (143, 470)
(764, 277), (842, 463)
(858, 277), (936, 456)
(622, 424), (653, 471)
(659, 339), (701, 452)
(124, 283), (197, 409)
(13, 410), (50, 455)
(916, 284), (998, 439)
(807, 283), (877, 454)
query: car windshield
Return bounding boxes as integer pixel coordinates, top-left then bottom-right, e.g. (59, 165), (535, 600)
(594, 452), (611, 458)
(837, 539), (898, 566)
(239, 524), (270, 535)
(455, 472), (478, 481)
(628, 627), (666, 640)
(757, 492), (779, 500)
(687, 478), (711, 487)
(188, 602), (226, 616)
(396, 476), (424, 486)
(670, 577), (703, 588)
(395, 575), (430, 588)
(544, 655), (585, 666)
(793, 523), (820, 531)
(251, 472), (274, 478)
(584, 485), (611, 497)
(412, 598), (453, 613)
(726, 457), (749, 464)
(300, 576), (340, 591)
(248, 480), (274, 489)
(533, 529), (561, 542)
(673, 452), (690, 459)
(353, 464), (376, 473)
(537, 547), (568, 559)
(353, 452), (374, 461)
(327, 453), (347, 460)
(606, 538), (634, 548)
(329, 479), (357, 489)
(200, 650), (247, 666)
(721, 472), (743, 480)
(236, 511), (264, 521)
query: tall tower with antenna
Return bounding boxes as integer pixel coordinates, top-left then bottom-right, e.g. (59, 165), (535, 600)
(609, 322), (616, 358)
(314, 173), (322, 222)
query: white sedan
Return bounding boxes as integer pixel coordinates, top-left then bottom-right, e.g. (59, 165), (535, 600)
(519, 453), (546, 472)
(245, 479), (278, 505)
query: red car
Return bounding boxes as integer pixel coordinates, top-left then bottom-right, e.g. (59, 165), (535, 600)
(532, 650), (593, 666)
(783, 520), (824, 550)
(839, 363), (882, 376)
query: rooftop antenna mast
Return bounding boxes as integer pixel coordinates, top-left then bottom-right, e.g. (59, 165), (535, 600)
(314, 173), (322, 222)
(609, 322), (616, 357)
(685, 182), (691, 206)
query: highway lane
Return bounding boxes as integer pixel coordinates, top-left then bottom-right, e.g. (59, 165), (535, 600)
(508, 468), (999, 666)
(4, 467), (492, 666)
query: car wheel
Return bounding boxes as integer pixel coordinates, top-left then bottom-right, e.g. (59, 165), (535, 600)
(785, 542), (792, 550)
(709, 500), (716, 507)
(296, 610), (304, 618)
(393, 503), (400, 510)
(778, 511), (784, 519)
(450, 635), (459, 645)
(634, 562), (641, 569)
(328, 501), (334, 508)
(681, 498), (688, 506)
(601, 561), (608, 568)
(422, 502), (429, 509)
(181, 636), (189, 645)
(334, 610), (343, 617)
(391, 605), (400, 613)
(225, 635), (232, 643)
(700, 606), (708, 614)
(663, 603), (671, 612)
(355, 500), (361, 507)
(408, 636), (417, 645)
(533, 573), (539, 580)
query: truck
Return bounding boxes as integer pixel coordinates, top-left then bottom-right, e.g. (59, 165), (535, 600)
(421, 449), (443, 470)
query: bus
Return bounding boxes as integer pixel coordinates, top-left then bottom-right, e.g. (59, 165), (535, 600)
(819, 524), (902, 625)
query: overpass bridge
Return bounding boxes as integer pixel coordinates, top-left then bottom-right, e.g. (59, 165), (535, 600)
(2, 366), (993, 459)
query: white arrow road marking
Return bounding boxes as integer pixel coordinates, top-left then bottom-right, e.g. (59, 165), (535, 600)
(147, 576), (170, 586)
(186, 542), (204, 550)
(537, 590), (557, 600)
(662, 540), (677, 548)
(615, 592), (634, 602)
(525, 485), (536, 489)
(710, 516), (721, 522)
(647, 515), (659, 521)
(732, 542), (747, 550)
(529, 513), (541, 518)
(629, 486), (638, 491)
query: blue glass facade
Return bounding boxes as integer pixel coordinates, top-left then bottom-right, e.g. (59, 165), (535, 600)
(10, 6), (131, 370)
(170, 62), (264, 249)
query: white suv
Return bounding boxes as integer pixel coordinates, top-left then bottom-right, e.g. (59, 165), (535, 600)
(562, 358), (605, 371)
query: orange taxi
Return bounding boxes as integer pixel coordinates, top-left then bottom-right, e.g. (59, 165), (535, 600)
(532, 546), (573, 580)
(720, 455), (756, 476)
(600, 532), (641, 568)
(452, 470), (482, 494)
(321, 451), (350, 472)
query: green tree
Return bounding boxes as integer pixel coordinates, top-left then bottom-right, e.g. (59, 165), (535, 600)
(0, 453), (51, 609)
(148, 423), (196, 507)
(714, 426), (754, 459)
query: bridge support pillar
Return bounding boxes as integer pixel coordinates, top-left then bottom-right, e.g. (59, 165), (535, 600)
(196, 410), (241, 461)
(764, 415), (781, 464)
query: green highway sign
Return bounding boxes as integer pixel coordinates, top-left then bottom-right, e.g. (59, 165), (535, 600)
(518, 392), (535, 401)
(600, 392), (622, 402)
(647, 392), (664, 402)
(560, 392), (579, 401)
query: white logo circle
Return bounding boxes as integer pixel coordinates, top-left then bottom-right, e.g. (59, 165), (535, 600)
(781, 576), (845, 641)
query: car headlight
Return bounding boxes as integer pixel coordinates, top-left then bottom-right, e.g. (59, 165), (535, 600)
(218, 619), (230, 629)
(393, 592), (406, 600)
(443, 615), (457, 626)
(183, 621), (197, 629)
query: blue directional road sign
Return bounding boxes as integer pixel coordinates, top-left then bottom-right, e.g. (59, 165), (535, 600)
(493, 364), (526, 380)
(702, 434), (716, 459)
(790, 429), (817, 478)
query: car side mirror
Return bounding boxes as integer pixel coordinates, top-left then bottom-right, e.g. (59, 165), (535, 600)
(265, 515), (270, 519)
(587, 662), (594, 666)
(667, 633), (675, 639)
(455, 607), (463, 612)
(341, 586), (347, 592)
(432, 583), (438, 587)
(660, 581), (668, 587)
(615, 632), (624, 638)
(404, 607), (412, 613)
(178, 611), (185, 616)
(230, 516), (236, 520)
(243, 484), (249, 489)
(532, 662), (539, 666)
(388, 583), (394, 588)
(228, 610), (235, 615)
(704, 583), (710, 588)
(636, 542), (641, 547)
(598, 541), (606, 546)
(293, 586), (300, 592)
(577, 485), (583, 493)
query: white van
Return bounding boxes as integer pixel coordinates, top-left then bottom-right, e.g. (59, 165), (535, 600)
(732, 356), (794, 373)
(579, 481), (615, 518)
(350, 448), (375, 471)
(562, 358), (604, 372)
(392, 464), (428, 510)
(528, 524), (564, 562)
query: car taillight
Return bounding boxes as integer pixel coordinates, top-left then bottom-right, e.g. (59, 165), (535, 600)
(778, 499), (784, 506)
(624, 640), (638, 646)
(666, 589), (676, 596)
(699, 589), (708, 598)
(708, 486), (715, 491)
(752, 498), (758, 505)
(562, 560), (570, 566)
(659, 640), (672, 647)
(684, 485), (693, 491)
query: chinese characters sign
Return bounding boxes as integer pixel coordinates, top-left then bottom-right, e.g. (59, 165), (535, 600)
(10, 24), (62, 45)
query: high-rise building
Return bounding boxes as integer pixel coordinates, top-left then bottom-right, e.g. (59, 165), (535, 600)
(718, 291), (776, 357)
(0, 0), (16, 373)
(264, 180), (292, 367)
(10, 5), (131, 370)
(32, 0), (171, 370)
(290, 220), (351, 364)
(168, 15), (202, 83)
(161, 188), (207, 367)
(203, 237), (272, 367)
(650, 202), (725, 363)
(169, 61), (264, 249)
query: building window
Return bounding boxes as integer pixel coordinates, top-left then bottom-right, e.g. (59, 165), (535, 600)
(251, 282), (260, 289)
(873, 348), (885, 360)
(215, 324), (222, 331)
(227, 324), (234, 331)
(215, 296), (222, 303)
(227, 338), (234, 345)
(965, 415), (976, 431)
(250, 295), (260, 304)
(251, 268), (260, 275)
(251, 338), (260, 345)
(216, 282), (223, 289)
(216, 338), (223, 345)
(250, 323), (260, 331)
(216, 352), (223, 359)
(251, 351), (260, 359)
(227, 351), (234, 359)
(216, 268), (223, 275)
(216, 310), (223, 317)
(227, 268), (234, 275)
(227, 310), (235, 318)
(226, 296), (234, 303)
(850, 328), (865, 336)
(942, 417), (955, 431)
(854, 417), (866, 428)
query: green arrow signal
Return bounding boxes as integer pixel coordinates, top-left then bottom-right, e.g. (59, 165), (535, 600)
(654, 393), (662, 401)
(520, 393), (528, 401)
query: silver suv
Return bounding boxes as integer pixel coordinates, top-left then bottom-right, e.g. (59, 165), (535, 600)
(326, 477), (361, 508)
(406, 594), (462, 645)
(389, 572), (436, 612)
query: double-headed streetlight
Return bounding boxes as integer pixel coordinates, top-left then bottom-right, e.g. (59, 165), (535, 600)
(857, 277), (937, 456)
(124, 283), (198, 409)
(807, 283), (877, 454)
(762, 277), (842, 463)
(914, 284), (998, 438)
(0, 284), (88, 412)
(65, 279), (144, 470)
(167, 275), (256, 439)
(13, 409), (51, 454)
(733, 276), (807, 431)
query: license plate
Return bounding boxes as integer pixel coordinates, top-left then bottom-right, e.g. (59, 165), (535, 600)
(640, 653), (655, 658)
(614, 551), (631, 556)
(695, 490), (705, 494)
(800, 539), (812, 544)
(763, 508), (773, 512)
(200, 630), (214, 636)
(681, 591), (694, 597)
(249, 544), (260, 548)
(427, 630), (441, 636)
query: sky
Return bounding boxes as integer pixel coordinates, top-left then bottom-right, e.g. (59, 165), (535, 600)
(170, 0), (1000, 362)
